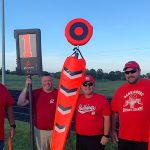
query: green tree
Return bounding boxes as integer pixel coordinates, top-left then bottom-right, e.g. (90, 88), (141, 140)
(85, 69), (90, 75)
(54, 71), (61, 79)
(108, 71), (116, 81)
(89, 69), (96, 78)
(96, 69), (103, 80)
(115, 71), (122, 80)
(146, 73), (150, 79)
(6, 69), (10, 74)
(0, 68), (2, 75)
(103, 73), (109, 80)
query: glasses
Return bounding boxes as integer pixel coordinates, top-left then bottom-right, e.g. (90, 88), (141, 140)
(125, 69), (137, 75)
(82, 82), (93, 87)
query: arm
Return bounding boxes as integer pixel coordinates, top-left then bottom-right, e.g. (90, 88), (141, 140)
(100, 116), (110, 145)
(6, 106), (16, 138)
(17, 87), (29, 106)
(17, 77), (31, 106)
(111, 112), (119, 144)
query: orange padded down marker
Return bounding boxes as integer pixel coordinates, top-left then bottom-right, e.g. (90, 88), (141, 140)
(8, 136), (12, 150)
(148, 125), (150, 150)
(51, 56), (86, 150)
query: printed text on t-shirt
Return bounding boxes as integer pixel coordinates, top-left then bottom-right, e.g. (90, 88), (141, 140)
(78, 104), (96, 115)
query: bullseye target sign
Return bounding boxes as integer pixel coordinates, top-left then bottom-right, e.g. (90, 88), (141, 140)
(65, 18), (93, 46)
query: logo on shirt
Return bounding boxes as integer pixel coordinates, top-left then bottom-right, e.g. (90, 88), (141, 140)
(123, 90), (144, 112)
(50, 99), (54, 104)
(78, 104), (96, 115)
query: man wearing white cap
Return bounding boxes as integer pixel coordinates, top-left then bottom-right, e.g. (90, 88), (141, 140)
(75, 75), (111, 150)
(111, 61), (150, 150)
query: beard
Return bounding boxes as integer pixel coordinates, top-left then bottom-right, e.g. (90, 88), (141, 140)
(127, 76), (139, 84)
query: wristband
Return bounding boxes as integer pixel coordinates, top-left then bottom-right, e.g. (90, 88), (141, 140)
(10, 124), (16, 128)
(103, 134), (109, 138)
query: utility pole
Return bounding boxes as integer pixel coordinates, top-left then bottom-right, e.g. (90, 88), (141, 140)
(2, 0), (5, 84)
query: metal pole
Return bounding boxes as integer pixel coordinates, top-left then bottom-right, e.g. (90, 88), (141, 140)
(2, 0), (5, 84)
(28, 75), (35, 150)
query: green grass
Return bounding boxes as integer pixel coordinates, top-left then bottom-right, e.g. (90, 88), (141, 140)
(1, 74), (125, 97)
(4, 120), (117, 150)
(0, 74), (60, 90)
(4, 120), (31, 150)
(94, 79), (125, 97)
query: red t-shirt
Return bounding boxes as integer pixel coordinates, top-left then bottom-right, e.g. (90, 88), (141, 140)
(111, 79), (150, 142)
(32, 88), (58, 130)
(75, 93), (110, 136)
(0, 84), (14, 140)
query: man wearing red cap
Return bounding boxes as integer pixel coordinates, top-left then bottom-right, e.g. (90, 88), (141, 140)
(111, 61), (150, 150)
(75, 75), (111, 150)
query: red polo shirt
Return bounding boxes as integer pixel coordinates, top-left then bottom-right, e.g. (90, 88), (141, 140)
(0, 84), (14, 140)
(32, 88), (58, 130)
(75, 93), (110, 136)
(112, 79), (150, 142)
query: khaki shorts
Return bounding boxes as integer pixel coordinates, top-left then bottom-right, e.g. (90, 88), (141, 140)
(34, 127), (52, 150)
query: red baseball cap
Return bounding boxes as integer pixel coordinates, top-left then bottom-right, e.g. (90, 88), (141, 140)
(123, 61), (140, 71)
(83, 75), (95, 84)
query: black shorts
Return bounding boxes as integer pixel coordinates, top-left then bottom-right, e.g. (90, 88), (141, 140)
(118, 138), (148, 150)
(76, 134), (105, 150)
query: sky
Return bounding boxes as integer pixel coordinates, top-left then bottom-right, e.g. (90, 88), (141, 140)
(0, 0), (150, 74)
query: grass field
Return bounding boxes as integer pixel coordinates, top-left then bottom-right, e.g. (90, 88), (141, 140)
(1, 74), (125, 97)
(1, 74), (122, 149)
(4, 120), (117, 150)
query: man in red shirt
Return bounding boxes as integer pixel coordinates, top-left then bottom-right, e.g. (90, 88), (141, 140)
(0, 83), (16, 149)
(75, 75), (111, 150)
(17, 74), (58, 150)
(111, 61), (150, 150)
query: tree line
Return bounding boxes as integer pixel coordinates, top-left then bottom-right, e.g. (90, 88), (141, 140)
(54, 68), (150, 81)
(1, 68), (150, 81)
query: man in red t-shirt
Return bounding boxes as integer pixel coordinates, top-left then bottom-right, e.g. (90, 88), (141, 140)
(0, 83), (16, 149)
(17, 74), (58, 150)
(111, 61), (150, 150)
(75, 75), (111, 150)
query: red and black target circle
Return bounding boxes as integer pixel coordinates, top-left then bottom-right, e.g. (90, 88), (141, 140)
(65, 18), (93, 46)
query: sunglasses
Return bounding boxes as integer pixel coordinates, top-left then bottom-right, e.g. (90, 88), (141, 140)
(125, 69), (137, 75)
(82, 82), (93, 87)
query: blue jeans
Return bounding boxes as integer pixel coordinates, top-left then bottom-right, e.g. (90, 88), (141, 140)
(0, 140), (4, 150)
